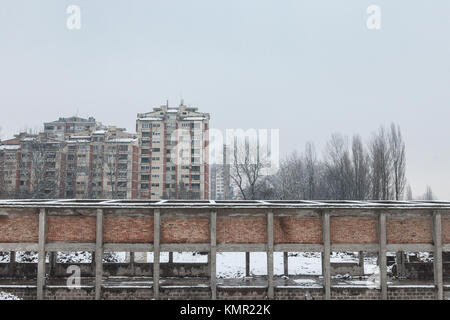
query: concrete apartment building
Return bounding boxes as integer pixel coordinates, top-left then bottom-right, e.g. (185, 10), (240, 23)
(136, 102), (210, 200)
(1, 106), (210, 200)
(0, 117), (139, 200)
(44, 116), (98, 141)
(0, 133), (64, 198)
(59, 126), (138, 199)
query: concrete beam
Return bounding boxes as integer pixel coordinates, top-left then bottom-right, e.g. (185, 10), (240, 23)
(322, 212), (331, 300)
(267, 211), (274, 299)
(217, 244), (267, 252)
(95, 209), (104, 300)
(386, 244), (434, 252)
(331, 244), (379, 252)
(379, 212), (387, 300)
(210, 211), (217, 300)
(46, 242), (96, 252)
(0, 243), (39, 251)
(160, 243), (210, 252)
(274, 244), (324, 252)
(433, 211), (443, 300)
(103, 243), (154, 252)
(153, 208), (161, 299)
(37, 208), (46, 300)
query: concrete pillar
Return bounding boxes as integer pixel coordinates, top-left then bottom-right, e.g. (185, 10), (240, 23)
(267, 211), (274, 299)
(358, 251), (364, 276)
(37, 208), (47, 300)
(9, 251), (16, 277)
(49, 252), (57, 277)
(130, 251), (135, 275)
(433, 211), (443, 300)
(396, 251), (405, 277)
(95, 209), (104, 300)
(210, 211), (217, 300)
(322, 212), (331, 300)
(245, 252), (250, 277)
(283, 252), (288, 276)
(153, 209), (161, 299)
(378, 212), (387, 300)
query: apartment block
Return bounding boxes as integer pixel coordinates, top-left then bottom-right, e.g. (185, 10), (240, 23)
(61, 126), (138, 199)
(44, 116), (99, 141)
(0, 122), (138, 199)
(136, 102), (210, 200)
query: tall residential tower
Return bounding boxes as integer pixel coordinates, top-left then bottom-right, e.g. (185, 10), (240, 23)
(136, 102), (210, 200)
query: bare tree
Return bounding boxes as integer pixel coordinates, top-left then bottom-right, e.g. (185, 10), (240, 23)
(369, 127), (392, 200)
(423, 186), (434, 201)
(405, 184), (413, 200)
(230, 138), (269, 200)
(323, 134), (354, 200)
(274, 151), (305, 200)
(304, 142), (318, 200)
(389, 123), (406, 200)
(351, 135), (370, 200)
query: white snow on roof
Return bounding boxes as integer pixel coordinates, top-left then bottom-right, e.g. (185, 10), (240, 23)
(66, 139), (90, 143)
(183, 117), (206, 121)
(167, 110), (178, 113)
(107, 138), (137, 143)
(0, 145), (21, 151)
(93, 130), (106, 134)
(21, 137), (35, 142)
(137, 117), (163, 121)
(70, 135), (91, 139)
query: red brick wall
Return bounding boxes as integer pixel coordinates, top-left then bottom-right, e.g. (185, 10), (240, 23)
(104, 217), (154, 243)
(0, 212), (442, 245)
(387, 217), (433, 244)
(217, 217), (267, 243)
(0, 216), (38, 242)
(161, 218), (209, 243)
(47, 217), (96, 242)
(274, 217), (322, 243)
(331, 217), (378, 244)
(442, 218), (450, 243)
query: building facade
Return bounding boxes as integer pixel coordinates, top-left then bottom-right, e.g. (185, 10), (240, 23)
(0, 120), (138, 199)
(0, 104), (210, 200)
(136, 103), (210, 200)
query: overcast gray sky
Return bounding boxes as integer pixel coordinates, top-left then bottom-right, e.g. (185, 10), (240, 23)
(0, 0), (449, 199)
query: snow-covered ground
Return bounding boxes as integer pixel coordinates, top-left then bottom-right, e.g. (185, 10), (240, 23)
(0, 251), (377, 278)
(145, 251), (377, 278)
(0, 291), (21, 300)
